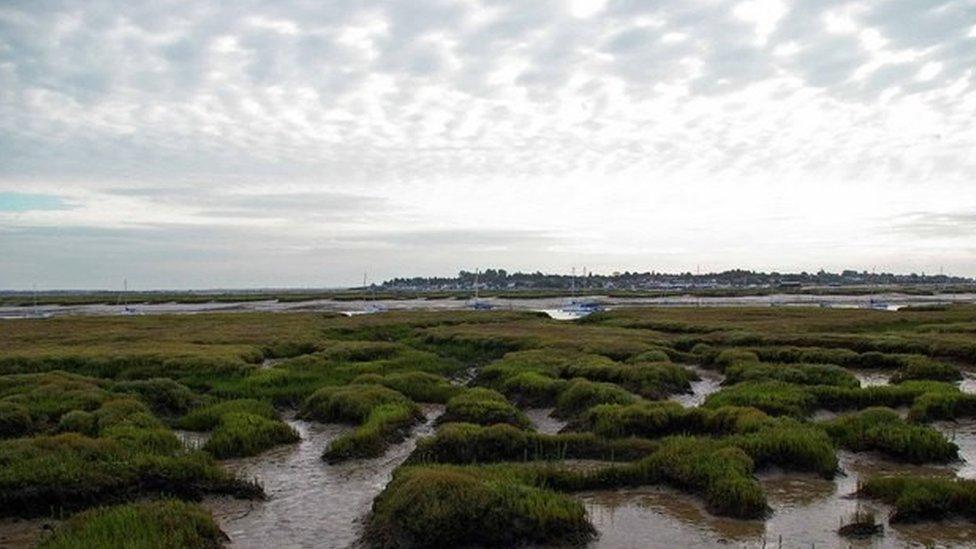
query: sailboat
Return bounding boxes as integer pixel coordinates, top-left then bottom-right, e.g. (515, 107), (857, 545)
(561, 267), (603, 316)
(28, 284), (53, 319)
(118, 278), (141, 315)
(362, 272), (387, 314)
(468, 269), (493, 310)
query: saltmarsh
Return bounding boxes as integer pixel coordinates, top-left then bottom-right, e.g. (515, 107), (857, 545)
(1, 305), (975, 547)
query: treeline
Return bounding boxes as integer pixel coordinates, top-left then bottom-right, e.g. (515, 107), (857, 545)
(382, 268), (973, 291)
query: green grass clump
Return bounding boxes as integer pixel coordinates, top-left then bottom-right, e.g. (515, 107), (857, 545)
(712, 349), (760, 369)
(821, 408), (958, 463)
(727, 422), (838, 477)
(498, 371), (568, 406)
(177, 399), (278, 431)
(810, 381), (958, 412)
(0, 433), (262, 517)
(203, 412), (300, 459)
(352, 371), (459, 403)
(366, 466), (596, 548)
(0, 401), (32, 438)
(410, 422), (657, 463)
(908, 391), (976, 422)
(890, 357), (962, 383)
(39, 500), (227, 549)
(724, 362), (858, 388)
(575, 401), (772, 438)
(859, 476), (976, 523)
(300, 384), (413, 423)
(704, 381), (817, 417)
(0, 371), (109, 429)
(553, 378), (640, 418)
(113, 378), (200, 417)
(323, 402), (423, 463)
(440, 388), (530, 428)
(57, 409), (97, 435)
(561, 360), (696, 398)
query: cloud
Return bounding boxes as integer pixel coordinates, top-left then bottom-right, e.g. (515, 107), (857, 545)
(0, 192), (72, 212)
(891, 211), (976, 239)
(1, 0), (975, 286)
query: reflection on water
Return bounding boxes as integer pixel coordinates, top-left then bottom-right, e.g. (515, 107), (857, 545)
(205, 406), (442, 549)
(583, 447), (976, 549)
(525, 408), (567, 434)
(670, 367), (724, 408)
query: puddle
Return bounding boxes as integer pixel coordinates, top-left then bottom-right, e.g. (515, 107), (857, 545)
(205, 405), (443, 549)
(581, 450), (976, 549)
(960, 370), (976, 395)
(852, 370), (890, 387)
(669, 367), (723, 408)
(525, 408), (567, 434)
(934, 420), (976, 479)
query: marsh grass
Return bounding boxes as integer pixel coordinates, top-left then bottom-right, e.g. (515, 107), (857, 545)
(0, 401), (32, 437)
(723, 362), (859, 388)
(553, 378), (641, 418)
(39, 500), (227, 549)
(859, 476), (976, 523)
(821, 408), (958, 463)
(352, 371), (459, 403)
(323, 402), (423, 462)
(439, 387), (530, 428)
(409, 422), (658, 463)
(203, 412), (300, 459)
(177, 398), (278, 431)
(366, 466), (596, 548)
(908, 392), (976, 422)
(0, 433), (262, 517)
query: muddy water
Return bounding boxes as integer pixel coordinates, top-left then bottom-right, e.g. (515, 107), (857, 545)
(669, 367), (724, 408)
(582, 448), (976, 549)
(525, 408), (568, 434)
(204, 406), (442, 549)
(174, 429), (211, 450)
(935, 420), (976, 479)
(960, 370), (976, 394)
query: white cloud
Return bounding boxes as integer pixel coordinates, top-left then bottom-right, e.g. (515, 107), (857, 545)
(1, 0), (975, 287)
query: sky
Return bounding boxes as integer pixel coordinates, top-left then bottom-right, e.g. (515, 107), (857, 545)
(1, 0), (975, 289)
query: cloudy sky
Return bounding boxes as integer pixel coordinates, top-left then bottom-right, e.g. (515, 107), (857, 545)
(1, 0), (975, 289)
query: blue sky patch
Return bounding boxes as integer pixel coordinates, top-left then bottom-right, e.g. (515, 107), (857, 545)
(0, 192), (69, 212)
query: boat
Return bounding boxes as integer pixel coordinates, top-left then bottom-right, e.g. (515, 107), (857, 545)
(361, 272), (387, 314)
(560, 267), (603, 316)
(27, 284), (53, 319)
(467, 269), (493, 310)
(118, 279), (142, 315)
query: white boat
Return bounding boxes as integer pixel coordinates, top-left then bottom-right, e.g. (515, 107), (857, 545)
(361, 272), (387, 314)
(118, 279), (142, 315)
(560, 267), (603, 316)
(467, 269), (493, 310)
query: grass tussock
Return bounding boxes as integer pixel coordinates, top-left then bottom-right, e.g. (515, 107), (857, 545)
(177, 399), (279, 431)
(908, 391), (976, 422)
(39, 500), (227, 549)
(723, 362), (859, 388)
(352, 371), (459, 403)
(203, 412), (300, 459)
(704, 381), (817, 417)
(0, 433), (262, 517)
(553, 378), (641, 418)
(299, 384), (414, 423)
(821, 407), (958, 463)
(859, 476), (976, 523)
(323, 402), (423, 463)
(366, 466), (596, 548)
(439, 387), (530, 428)
(409, 422), (657, 464)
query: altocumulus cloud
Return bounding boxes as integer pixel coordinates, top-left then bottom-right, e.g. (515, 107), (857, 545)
(0, 0), (975, 287)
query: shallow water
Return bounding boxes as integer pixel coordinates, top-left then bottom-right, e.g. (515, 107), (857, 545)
(935, 419), (976, 479)
(525, 408), (568, 434)
(205, 405), (442, 549)
(174, 429), (211, 450)
(669, 367), (724, 408)
(582, 448), (976, 549)
(851, 370), (890, 387)
(960, 370), (976, 395)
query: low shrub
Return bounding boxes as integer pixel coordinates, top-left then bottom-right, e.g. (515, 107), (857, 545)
(554, 378), (640, 418)
(366, 466), (596, 548)
(908, 392), (976, 422)
(410, 422), (657, 464)
(859, 476), (976, 523)
(352, 372), (458, 403)
(821, 408), (958, 463)
(439, 388), (530, 428)
(0, 433), (262, 517)
(203, 412), (300, 459)
(704, 381), (816, 417)
(724, 362), (858, 388)
(323, 402), (422, 463)
(178, 399), (279, 431)
(39, 500), (227, 549)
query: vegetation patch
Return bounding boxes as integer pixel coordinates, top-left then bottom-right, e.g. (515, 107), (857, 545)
(908, 391), (976, 422)
(177, 399), (279, 431)
(859, 476), (976, 523)
(324, 402), (423, 463)
(366, 466), (596, 548)
(39, 500), (227, 549)
(439, 387), (530, 428)
(704, 381), (817, 417)
(821, 408), (958, 463)
(352, 371), (458, 403)
(203, 412), (300, 459)
(723, 362), (858, 388)
(554, 378), (641, 418)
(409, 422), (657, 464)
